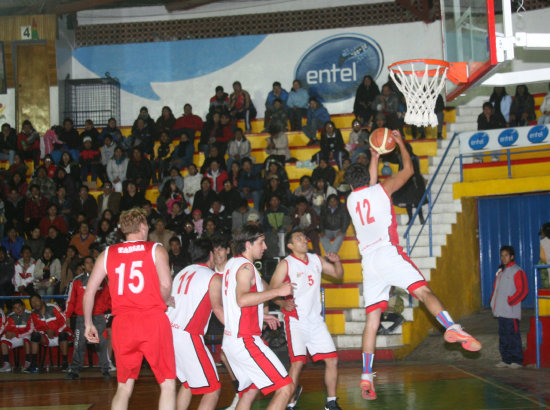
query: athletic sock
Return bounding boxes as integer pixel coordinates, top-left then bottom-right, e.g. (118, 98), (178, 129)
(362, 353), (374, 374)
(62, 355), (68, 364)
(436, 311), (455, 329)
(287, 403), (296, 408)
(327, 396), (336, 402)
(30, 354), (37, 368)
(2, 354), (8, 363)
(232, 380), (239, 392)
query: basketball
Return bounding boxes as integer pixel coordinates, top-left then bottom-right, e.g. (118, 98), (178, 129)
(369, 128), (397, 155)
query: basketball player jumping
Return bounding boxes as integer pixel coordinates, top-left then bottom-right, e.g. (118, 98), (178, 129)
(344, 130), (481, 400)
(270, 230), (343, 410)
(83, 208), (176, 410)
(221, 225), (295, 410)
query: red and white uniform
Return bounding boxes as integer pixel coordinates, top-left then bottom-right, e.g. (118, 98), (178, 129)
(0, 311), (6, 337)
(13, 259), (36, 290)
(347, 184), (427, 314)
(66, 273), (111, 318)
(167, 263), (220, 393)
(222, 256), (291, 396)
(104, 240), (175, 383)
(30, 303), (67, 347)
(1, 310), (32, 348)
(282, 253), (337, 363)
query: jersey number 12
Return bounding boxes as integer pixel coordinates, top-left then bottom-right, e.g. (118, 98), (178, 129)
(355, 199), (375, 225)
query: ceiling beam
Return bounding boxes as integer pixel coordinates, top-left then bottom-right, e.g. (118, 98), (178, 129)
(165, 0), (223, 12)
(51, 0), (129, 15)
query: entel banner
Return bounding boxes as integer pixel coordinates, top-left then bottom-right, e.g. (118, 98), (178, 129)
(458, 125), (550, 154)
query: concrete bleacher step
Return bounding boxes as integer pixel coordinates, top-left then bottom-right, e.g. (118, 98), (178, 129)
(345, 307), (414, 323)
(397, 223), (452, 237)
(447, 122), (477, 133)
(455, 106), (480, 117)
(396, 212), (456, 226)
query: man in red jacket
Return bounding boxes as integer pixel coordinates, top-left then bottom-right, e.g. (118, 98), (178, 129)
(28, 294), (70, 372)
(65, 256), (111, 380)
(173, 103), (203, 140)
(0, 300), (32, 372)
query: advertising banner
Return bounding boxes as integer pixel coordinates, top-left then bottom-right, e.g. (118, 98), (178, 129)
(458, 125), (550, 154)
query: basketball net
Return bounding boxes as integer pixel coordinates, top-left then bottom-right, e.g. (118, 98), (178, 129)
(389, 59), (449, 128)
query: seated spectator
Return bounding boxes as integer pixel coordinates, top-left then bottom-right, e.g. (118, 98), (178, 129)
(5, 172), (27, 198)
(192, 209), (204, 236)
(372, 84), (400, 130)
(156, 106), (176, 137)
(120, 181), (145, 211)
(168, 236), (189, 275)
(33, 247), (61, 296)
(160, 166), (185, 193)
(393, 143), (426, 225)
(68, 221), (96, 258)
(107, 146), (128, 193)
(59, 245), (78, 294)
(158, 179), (184, 217)
(228, 161), (241, 188)
(207, 198), (231, 234)
(192, 177), (218, 217)
(509, 84), (535, 126)
(334, 158), (352, 194)
(170, 131), (194, 170)
(181, 219), (197, 248)
(262, 194), (291, 257)
(43, 155), (56, 179)
(97, 181), (121, 217)
(132, 106), (156, 135)
(24, 227), (44, 260)
(218, 112), (236, 156)
(41, 126), (63, 163)
(72, 185), (98, 224)
(294, 175), (314, 204)
(303, 97), (330, 145)
(29, 166), (56, 201)
(238, 158), (262, 210)
(290, 197), (321, 255)
(2, 152), (27, 181)
(4, 188), (24, 232)
(39, 204), (67, 238)
(264, 82), (289, 130)
(266, 126), (291, 162)
(79, 136), (101, 188)
(314, 121), (349, 168)
(348, 119), (371, 162)
(199, 112), (222, 158)
(174, 103), (204, 142)
(94, 218), (119, 252)
(219, 179), (242, 215)
(24, 184), (49, 234)
(287, 79), (309, 131)
(353, 75), (380, 125)
(312, 158), (336, 187)
(0, 122), (17, 165)
(182, 164), (201, 208)
(478, 102), (506, 130)
(227, 128), (251, 169)
(200, 217), (218, 241)
(356, 150), (370, 167)
(79, 119), (100, 150)
(0, 300), (32, 372)
(231, 199), (260, 234)
(127, 117), (154, 156)
(17, 120), (40, 165)
(537, 82), (550, 125)
(13, 246), (36, 295)
(269, 99), (289, 132)
(98, 117), (123, 147)
(229, 81), (257, 133)
(2, 227), (25, 260)
(126, 148), (153, 191)
(209, 86), (230, 117)
(319, 194), (350, 254)
(99, 134), (116, 182)
(206, 159), (228, 193)
(311, 177), (337, 215)
(59, 118), (81, 162)
(200, 144), (226, 174)
(45, 226), (68, 261)
(260, 174), (289, 211)
(57, 151), (81, 188)
(263, 158), (290, 191)
(51, 185), (72, 225)
(148, 218), (175, 248)
(143, 201), (161, 229)
(0, 246), (15, 304)
(152, 131), (175, 183)
(166, 201), (187, 233)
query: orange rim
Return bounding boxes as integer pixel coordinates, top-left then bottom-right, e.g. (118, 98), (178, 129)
(388, 59), (450, 77)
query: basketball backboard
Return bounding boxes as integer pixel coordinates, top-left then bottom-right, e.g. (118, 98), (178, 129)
(441, 0), (500, 101)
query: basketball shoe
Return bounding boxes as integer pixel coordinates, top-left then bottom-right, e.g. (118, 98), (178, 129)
(360, 372), (376, 400)
(444, 324), (482, 351)
(0, 362), (11, 372)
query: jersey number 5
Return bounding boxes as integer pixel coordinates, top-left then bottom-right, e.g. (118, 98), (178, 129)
(355, 199), (375, 225)
(115, 261), (144, 295)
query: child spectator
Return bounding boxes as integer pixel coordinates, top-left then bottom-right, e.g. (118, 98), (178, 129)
(41, 126), (63, 161)
(312, 158), (336, 187)
(100, 135), (116, 180)
(191, 209), (203, 235)
(0, 123), (17, 165)
(311, 177), (337, 215)
(79, 136), (101, 188)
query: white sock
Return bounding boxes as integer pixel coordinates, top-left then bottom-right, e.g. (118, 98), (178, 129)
(287, 403), (296, 408)
(327, 396), (336, 402)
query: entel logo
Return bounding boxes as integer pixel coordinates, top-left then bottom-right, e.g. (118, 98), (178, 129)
(294, 34), (384, 102)
(468, 132), (489, 150)
(527, 125), (549, 143)
(498, 129), (519, 147)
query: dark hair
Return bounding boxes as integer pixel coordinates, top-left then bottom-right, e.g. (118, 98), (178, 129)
(30, 294), (42, 302)
(299, 175), (311, 184)
(482, 102), (493, 110)
(295, 196), (308, 206)
(83, 255), (94, 265)
(233, 81), (242, 88)
(29, 184), (40, 191)
(212, 235), (230, 250)
(272, 81), (281, 88)
(241, 157), (253, 166)
(21, 245), (32, 254)
(540, 222), (550, 237)
(169, 236), (181, 245)
(80, 185), (89, 193)
(285, 228), (304, 250)
(12, 299), (24, 307)
(293, 79), (302, 87)
(327, 194), (339, 204)
(201, 177), (211, 187)
(190, 238), (213, 263)
(215, 85), (224, 92)
(232, 225), (264, 255)
(308, 97), (318, 104)
(63, 118), (74, 125)
(345, 163), (370, 189)
(500, 245), (515, 258)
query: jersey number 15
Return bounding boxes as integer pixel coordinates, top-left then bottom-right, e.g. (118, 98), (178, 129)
(355, 199), (375, 226)
(115, 261), (144, 295)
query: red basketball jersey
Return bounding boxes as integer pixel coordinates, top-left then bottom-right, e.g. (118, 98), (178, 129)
(104, 241), (166, 315)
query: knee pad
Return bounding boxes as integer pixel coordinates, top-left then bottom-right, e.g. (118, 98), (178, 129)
(58, 332), (68, 342)
(30, 332), (42, 343)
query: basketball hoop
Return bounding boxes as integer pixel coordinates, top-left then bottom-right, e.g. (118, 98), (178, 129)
(389, 59), (467, 128)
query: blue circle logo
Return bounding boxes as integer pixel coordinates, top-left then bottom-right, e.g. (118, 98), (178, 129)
(468, 132), (489, 150)
(294, 34), (384, 103)
(527, 125), (548, 143)
(498, 129), (519, 147)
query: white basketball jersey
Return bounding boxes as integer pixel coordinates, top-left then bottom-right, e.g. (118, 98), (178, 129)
(167, 263), (216, 335)
(222, 256), (263, 338)
(283, 253), (323, 321)
(347, 183), (397, 256)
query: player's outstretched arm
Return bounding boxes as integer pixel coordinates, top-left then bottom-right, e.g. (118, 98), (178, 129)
(83, 252), (107, 343)
(321, 253), (344, 280)
(381, 130), (413, 196)
(269, 261), (297, 312)
(209, 274), (224, 325)
(369, 148), (380, 187)
(155, 244), (173, 305)
(236, 263), (293, 307)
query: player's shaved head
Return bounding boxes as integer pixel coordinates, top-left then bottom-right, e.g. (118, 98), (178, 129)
(119, 207), (148, 235)
(345, 163), (371, 189)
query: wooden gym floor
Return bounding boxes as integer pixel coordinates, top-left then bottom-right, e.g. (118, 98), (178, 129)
(0, 361), (549, 409)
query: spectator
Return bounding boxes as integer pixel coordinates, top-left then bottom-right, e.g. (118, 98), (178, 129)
(411, 94), (445, 140)
(238, 158), (262, 210)
(107, 146), (128, 193)
(353, 75), (380, 125)
(33, 247), (61, 296)
(509, 84), (535, 127)
(43, 155), (56, 178)
(0, 247), (14, 307)
(229, 81), (256, 133)
(303, 97), (331, 145)
(127, 117), (154, 156)
(200, 217), (218, 241)
(209, 85), (230, 117)
(79, 136), (101, 188)
(377, 287), (406, 335)
(286, 79), (309, 131)
(120, 181), (145, 211)
(173, 103), (203, 140)
(261, 174), (289, 211)
(160, 166), (185, 194)
(2, 152), (27, 183)
(80, 119), (101, 150)
(131, 106), (156, 134)
(205, 159), (228, 193)
(348, 119), (370, 163)
(59, 245), (78, 295)
(231, 199), (260, 234)
(99, 134), (116, 182)
(4, 188), (25, 231)
(98, 117), (123, 147)
(192, 177), (218, 217)
(94, 218), (119, 252)
(264, 158), (290, 191)
(0, 300), (32, 372)
(168, 236), (189, 276)
(72, 185), (98, 223)
(294, 175), (314, 204)
(290, 196), (321, 254)
(334, 158), (352, 194)
(51, 185), (72, 225)
(143, 201), (161, 229)
(200, 144), (226, 174)
(159, 179), (184, 216)
(218, 112), (236, 156)
(54, 166), (77, 200)
(153, 131), (175, 183)
(538, 222), (550, 289)
(264, 81), (289, 130)
(0, 122), (17, 164)
(156, 106), (176, 137)
(29, 166), (56, 200)
(57, 151), (81, 188)
(39, 204), (67, 237)
(199, 112), (223, 158)
(17, 120), (40, 165)
(262, 194), (291, 257)
(148, 218), (175, 249)
(2, 227), (24, 263)
(44, 226), (68, 261)
(372, 84), (400, 130)
(5, 172), (27, 198)
(97, 181), (121, 217)
(228, 161), (241, 188)
(170, 131), (194, 170)
(268, 99), (289, 132)
(191, 209), (204, 236)
(266, 127), (291, 162)
(312, 158), (336, 187)
(490, 245), (528, 369)
(126, 148), (153, 191)
(219, 179), (242, 215)
(58, 118), (81, 162)
(311, 177), (337, 215)
(315, 121), (348, 168)
(25, 227), (45, 260)
(180, 219), (197, 250)
(319, 194), (350, 254)
(68, 221), (96, 258)
(24, 184), (49, 234)
(227, 128), (251, 169)
(13, 246), (36, 294)
(478, 102), (506, 131)
(41, 126), (63, 162)
(166, 201), (187, 233)
(537, 83), (550, 125)
(207, 198), (231, 234)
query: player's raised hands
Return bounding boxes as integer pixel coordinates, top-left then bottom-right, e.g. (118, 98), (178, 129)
(325, 252), (341, 263)
(391, 129), (404, 145)
(263, 313), (281, 330)
(276, 281), (294, 297)
(85, 324), (99, 344)
(369, 147), (381, 160)
(282, 298), (297, 312)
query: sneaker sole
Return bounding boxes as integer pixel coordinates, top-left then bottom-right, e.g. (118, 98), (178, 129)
(360, 380), (377, 400)
(444, 330), (482, 352)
